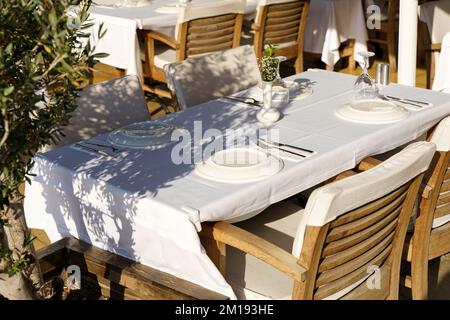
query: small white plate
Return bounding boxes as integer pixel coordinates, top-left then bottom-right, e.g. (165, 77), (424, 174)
(335, 99), (409, 124)
(195, 148), (284, 183)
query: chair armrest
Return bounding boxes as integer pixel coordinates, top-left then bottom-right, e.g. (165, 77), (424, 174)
(426, 43), (442, 52)
(200, 222), (307, 282)
(358, 157), (382, 171)
(333, 170), (357, 181)
(139, 30), (179, 49)
(251, 23), (259, 31)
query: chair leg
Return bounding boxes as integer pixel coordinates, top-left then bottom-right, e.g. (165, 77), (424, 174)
(411, 254), (429, 300)
(295, 55), (304, 74)
(348, 39), (356, 71)
(201, 237), (227, 276)
(387, 32), (397, 73)
(326, 64), (334, 71)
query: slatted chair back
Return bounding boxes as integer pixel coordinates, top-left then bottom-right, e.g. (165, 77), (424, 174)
(165, 45), (261, 109)
(422, 117), (450, 230)
(175, 0), (246, 61)
(292, 142), (436, 300)
(253, 0), (309, 72)
(42, 76), (149, 151)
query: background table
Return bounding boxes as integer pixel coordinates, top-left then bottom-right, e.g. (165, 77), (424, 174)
(88, 0), (259, 80)
(24, 70), (450, 299)
(88, 0), (369, 79)
(304, 0), (369, 67)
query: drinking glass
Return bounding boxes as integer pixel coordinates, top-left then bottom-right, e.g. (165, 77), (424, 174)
(353, 51), (378, 100)
(273, 56), (287, 87)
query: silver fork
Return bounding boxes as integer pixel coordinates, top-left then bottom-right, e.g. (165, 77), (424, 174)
(224, 96), (262, 107)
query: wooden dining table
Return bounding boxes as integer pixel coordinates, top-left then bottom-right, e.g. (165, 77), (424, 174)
(24, 69), (450, 299)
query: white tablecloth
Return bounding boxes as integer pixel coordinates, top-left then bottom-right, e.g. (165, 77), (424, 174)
(88, 0), (259, 80)
(24, 70), (450, 299)
(88, 0), (368, 79)
(304, 0), (369, 67)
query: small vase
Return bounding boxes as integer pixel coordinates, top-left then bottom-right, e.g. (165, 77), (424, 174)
(257, 81), (281, 125)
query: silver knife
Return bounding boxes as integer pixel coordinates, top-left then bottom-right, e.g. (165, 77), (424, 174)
(224, 96), (262, 107)
(75, 143), (116, 159)
(257, 140), (305, 158)
(259, 138), (314, 154)
(386, 95), (431, 107)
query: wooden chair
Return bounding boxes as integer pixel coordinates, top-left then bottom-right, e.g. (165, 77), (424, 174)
(365, 0), (398, 72)
(418, 0), (450, 89)
(42, 76), (150, 152)
(139, 0), (245, 99)
(250, 0), (310, 73)
(200, 142), (436, 299)
(164, 45), (261, 110)
(401, 117), (450, 300)
(358, 117), (450, 300)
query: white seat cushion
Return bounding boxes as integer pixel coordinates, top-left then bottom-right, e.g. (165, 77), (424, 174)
(226, 199), (304, 300)
(154, 44), (177, 69)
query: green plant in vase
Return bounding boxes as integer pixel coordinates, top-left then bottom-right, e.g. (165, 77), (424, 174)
(257, 44), (282, 125)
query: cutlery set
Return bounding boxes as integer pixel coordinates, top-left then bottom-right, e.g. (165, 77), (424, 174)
(257, 138), (314, 158)
(75, 141), (122, 159)
(379, 94), (431, 109)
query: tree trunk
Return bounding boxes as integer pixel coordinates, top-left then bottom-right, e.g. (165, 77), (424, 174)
(0, 195), (44, 300)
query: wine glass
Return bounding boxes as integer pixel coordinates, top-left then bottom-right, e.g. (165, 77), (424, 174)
(353, 51), (378, 101)
(273, 56), (287, 87)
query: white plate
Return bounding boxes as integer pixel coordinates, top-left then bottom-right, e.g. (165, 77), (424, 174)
(107, 120), (177, 149)
(195, 148), (284, 183)
(335, 99), (409, 124)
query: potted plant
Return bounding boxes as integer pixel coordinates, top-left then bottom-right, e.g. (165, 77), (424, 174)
(0, 0), (104, 299)
(257, 44), (282, 125)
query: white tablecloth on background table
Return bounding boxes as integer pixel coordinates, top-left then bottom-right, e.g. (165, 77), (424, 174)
(88, 0), (259, 80)
(88, 0), (369, 79)
(304, 0), (369, 67)
(24, 70), (450, 299)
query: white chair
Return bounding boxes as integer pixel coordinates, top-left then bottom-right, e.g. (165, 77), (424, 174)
(44, 75), (149, 151)
(140, 0), (245, 98)
(418, 0), (450, 88)
(201, 141), (436, 299)
(432, 32), (450, 93)
(164, 45), (262, 110)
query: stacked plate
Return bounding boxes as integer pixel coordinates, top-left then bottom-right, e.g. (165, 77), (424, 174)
(107, 120), (177, 149)
(195, 148), (284, 183)
(335, 99), (409, 124)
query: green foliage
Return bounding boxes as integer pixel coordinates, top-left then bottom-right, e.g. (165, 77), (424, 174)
(0, 0), (103, 276)
(259, 44), (279, 82)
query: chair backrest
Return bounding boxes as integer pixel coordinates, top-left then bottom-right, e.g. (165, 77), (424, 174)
(174, 0), (245, 61)
(253, 0), (309, 60)
(165, 45), (262, 109)
(291, 141), (436, 300)
(432, 32), (450, 93)
(420, 116), (450, 230)
(43, 76), (149, 151)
